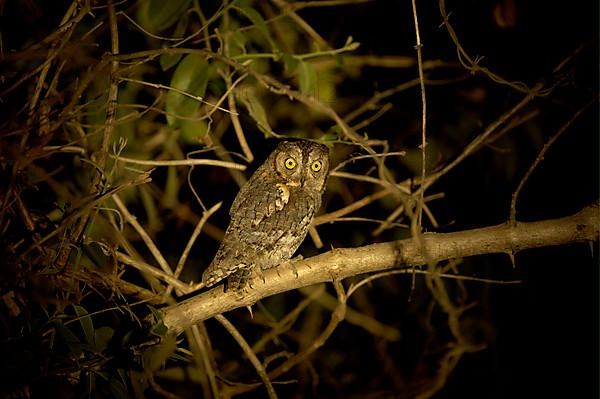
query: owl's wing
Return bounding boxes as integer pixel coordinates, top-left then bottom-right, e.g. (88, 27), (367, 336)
(230, 182), (290, 227)
(201, 182), (291, 287)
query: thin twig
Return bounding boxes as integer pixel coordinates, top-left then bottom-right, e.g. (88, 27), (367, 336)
(411, 0), (428, 229)
(110, 154), (247, 169)
(301, 285), (402, 341)
(372, 192), (444, 236)
(292, 0), (373, 10)
(0, 1), (88, 98)
(271, 0), (330, 50)
(22, 173), (151, 256)
(510, 98), (596, 224)
(186, 324), (219, 398)
(252, 285), (326, 353)
(422, 83), (543, 190)
(99, 0), (120, 170)
(329, 171), (388, 187)
(164, 202), (222, 298)
(214, 314), (278, 399)
(115, 251), (190, 294)
(206, 72), (249, 120)
(225, 281), (346, 396)
(438, 0), (539, 95)
(27, 2), (77, 115)
(112, 194), (173, 278)
(313, 188), (392, 225)
(343, 78), (420, 123)
(222, 8), (254, 162)
(118, 77), (236, 115)
(347, 268), (522, 299)
(350, 103), (393, 131)
(330, 152), (407, 173)
(117, 10), (184, 41)
(308, 225), (324, 248)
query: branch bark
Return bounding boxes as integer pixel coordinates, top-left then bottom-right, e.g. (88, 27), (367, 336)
(160, 202), (599, 335)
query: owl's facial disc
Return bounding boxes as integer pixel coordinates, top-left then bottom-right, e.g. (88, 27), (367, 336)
(272, 140), (329, 189)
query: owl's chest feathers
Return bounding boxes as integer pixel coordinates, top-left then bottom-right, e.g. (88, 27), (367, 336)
(223, 185), (320, 267)
(249, 186), (318, 234)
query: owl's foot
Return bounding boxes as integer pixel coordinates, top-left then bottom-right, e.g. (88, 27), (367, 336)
(292, 254), (311, 269)
(255, 268), (266, 284)
(290, 255), (310, 278)
(289, 262), (299, 278)
(282, 255), (303, 278)
(225, 268), (252, 292)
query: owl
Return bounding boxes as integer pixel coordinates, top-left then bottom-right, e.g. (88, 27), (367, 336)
(202, 140), (330, 290)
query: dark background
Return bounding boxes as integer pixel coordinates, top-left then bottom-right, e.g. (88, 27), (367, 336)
(304, 1), (599, 397)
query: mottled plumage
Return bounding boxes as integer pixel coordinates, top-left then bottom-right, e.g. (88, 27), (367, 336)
(202, 140), (330, 290)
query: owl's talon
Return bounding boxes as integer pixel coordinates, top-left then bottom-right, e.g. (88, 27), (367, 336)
(293, 255), (311, 269)
(287, 261), (299, 279)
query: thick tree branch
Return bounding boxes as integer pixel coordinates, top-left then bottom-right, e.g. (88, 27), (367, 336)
(160, 202), (599, 335)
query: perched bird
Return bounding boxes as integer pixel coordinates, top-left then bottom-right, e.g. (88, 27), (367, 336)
(202, 140), (330, 290)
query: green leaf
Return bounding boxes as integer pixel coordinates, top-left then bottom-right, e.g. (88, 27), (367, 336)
(73, 305), (95, 346)
(166, 54), (209, 128)
(319, 132), (339, 145)
(297, 61), (317, 95)
(160, 52), (183, 72)
(282, 53), (299, 73)
(148, 306), (168, 337)
(55, 321), (83, 357)
(159, 14), (189, 71)
(143, 335), (177, 372)
(136, 0), (192, 34)
(129, 370), (148, 399)
(297, 63), (337, 104)
(229, 29), (248, 55)
(150, 321), (168, 337)
(109, 377), (130, 399)
(147, 305), (163, 323)
(94, 326), (114, 352)
(240, 96), (274, 137)
(180, 118), (209, 144)
(234, 2), (279, 54)
(115, 79), (143, 140)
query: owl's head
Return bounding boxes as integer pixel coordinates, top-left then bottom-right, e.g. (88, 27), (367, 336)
(271, 140), (330, 192)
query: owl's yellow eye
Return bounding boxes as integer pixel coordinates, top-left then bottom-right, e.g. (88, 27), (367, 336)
(284, 158), (297, 170)
(311, 160), (322, 172)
